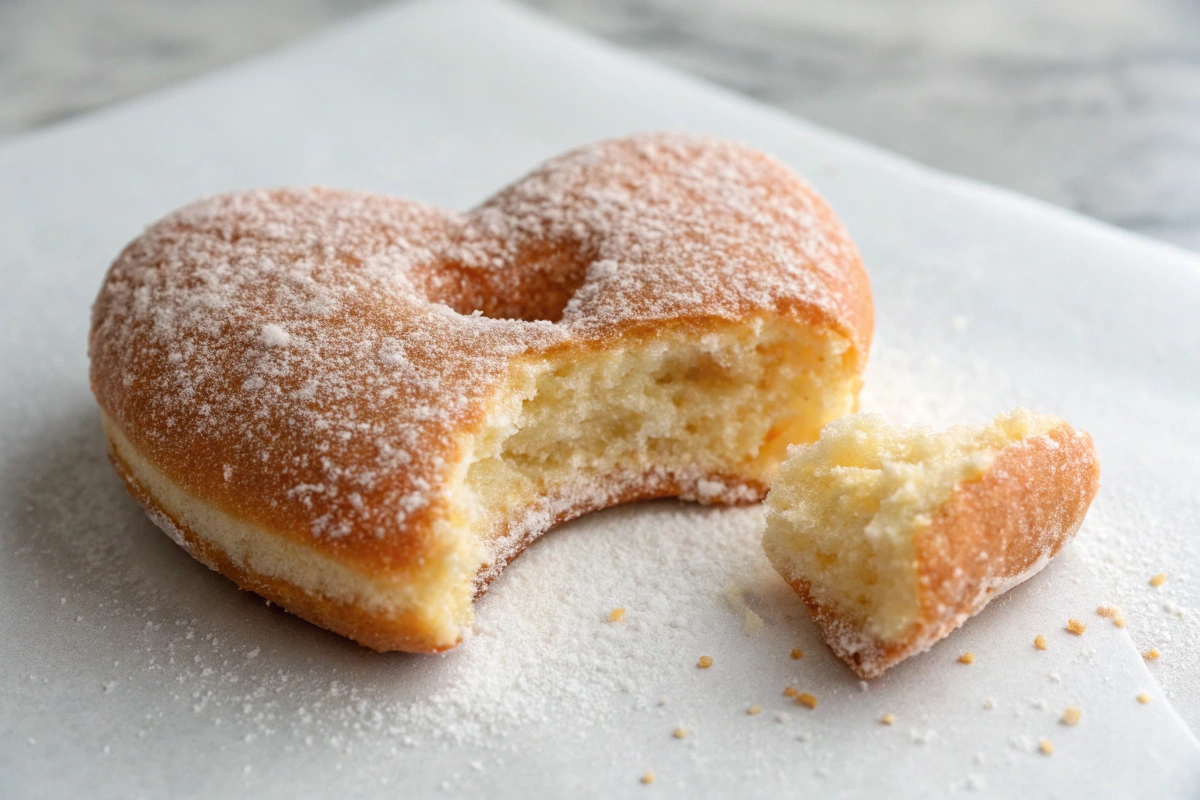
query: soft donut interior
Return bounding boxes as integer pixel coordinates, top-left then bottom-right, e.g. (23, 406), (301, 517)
(442, 316), (861, 605)
(760, 409), (1060, 645)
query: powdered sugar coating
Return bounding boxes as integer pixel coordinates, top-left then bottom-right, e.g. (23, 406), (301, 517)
(89, 132), (872, 572)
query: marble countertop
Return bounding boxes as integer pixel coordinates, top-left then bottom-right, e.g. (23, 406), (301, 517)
(4, 0), (1200, 251)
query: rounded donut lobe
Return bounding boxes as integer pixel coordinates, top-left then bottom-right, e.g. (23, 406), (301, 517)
(90, 132), (874, 651)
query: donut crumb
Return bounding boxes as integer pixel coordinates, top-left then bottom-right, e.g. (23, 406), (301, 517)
(796, 693), (818, 709)
(1066, 619), (1087, 635)
(673, 727), (687, 739)
(783, 686), (798, 698)
(609, 608), (625, 622)
(1060, 707), (1081, 726)
(1039, 739), (1054, 756)
(1143, 648), (1160, 661)
(747, 705), (762, 716)
(697, 655), (713, 669)
(959, 651), (975, 664)
(641, 771), (655, 785)
(1149, 573), (1167, 588)
(880, 713), (896, 725)
(1137, 693), (1153, 705)
(1034, 634), (1047, 650)
(791, 648), (803, 660)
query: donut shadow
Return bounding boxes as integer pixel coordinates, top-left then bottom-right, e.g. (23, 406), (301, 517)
(0, 402), (401, 670)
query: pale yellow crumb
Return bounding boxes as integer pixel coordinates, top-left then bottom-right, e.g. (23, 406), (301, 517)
(672, 727), (687, 739)
(609, 608), (626, 623)
(796, 693), (818, 709)
(880, 713), (896, 725)
(641, 771), (655, 785)
(791, 648), (803, 660)
(1143, 648), (1161, 661)
(783, 686), (798, 698)
(1061, 707), (1082, 726)
(1150, 573), (1167, 588)
(959, 651), (975, 664)
(1034, 634), (1047, 651)
(1096, 605), (1116, 618)
(1113, 614), (1127, 628)
(1066, 619), (1087, 635)
(747, 705), (762, 716)
(1137, 693), (1153, 705)
(697, 655), (713, 669)
(1039, 739), (1054, 755)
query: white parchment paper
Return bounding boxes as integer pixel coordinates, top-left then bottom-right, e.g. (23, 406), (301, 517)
(1, 1), (1197, 796)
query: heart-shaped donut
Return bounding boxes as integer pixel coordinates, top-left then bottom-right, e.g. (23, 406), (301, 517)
(90, 133), (873, 652)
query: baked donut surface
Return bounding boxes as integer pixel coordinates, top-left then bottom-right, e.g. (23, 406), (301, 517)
(90, 132), (873, 652)
(762, 409), (1100, 678)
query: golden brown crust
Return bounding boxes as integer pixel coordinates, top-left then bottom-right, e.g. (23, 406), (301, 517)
(89, 132), (872, 652)
(794, 423), (1100, 678)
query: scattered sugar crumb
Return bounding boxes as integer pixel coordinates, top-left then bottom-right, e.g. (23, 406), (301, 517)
(775, 712), (791, 724)
(672, 727), (687, 739)
(746, 705), (761, 716)
(1149, 573), (1168, 588)
(790, 648), (803, 660)
(696, 656), (713, 669)
(640, 771), (655, 785)
(1097, 605), (1117, 618)
(1039, 739), (1054, 756)
(880, 713), (896, 725)
(1034, 634), (1047, 650)
(959, 652), (975, 664)
(795, 693), (817, 709)
(1143, 648), (1160, 661)
(783, 686), (798, 698)
(608, 608), (625, 623)
(983, 699), (996, 710)
(1066, 619), (1087, 635)
(1061, 707), (1081, 726)
(1137, 693), (1153, 705)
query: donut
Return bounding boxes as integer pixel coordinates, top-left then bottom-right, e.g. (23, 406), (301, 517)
(761, 408), (1100, 678)
(90, 132), (873, 652)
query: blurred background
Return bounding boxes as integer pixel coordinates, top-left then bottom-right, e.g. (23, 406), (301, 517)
(3, 0), (1198, 250)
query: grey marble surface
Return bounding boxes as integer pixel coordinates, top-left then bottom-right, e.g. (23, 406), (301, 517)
(3, 0), (1200, 252)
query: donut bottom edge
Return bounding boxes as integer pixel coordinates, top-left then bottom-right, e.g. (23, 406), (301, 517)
(104, 415), (471, 653)
(102, 412), (776, 654)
